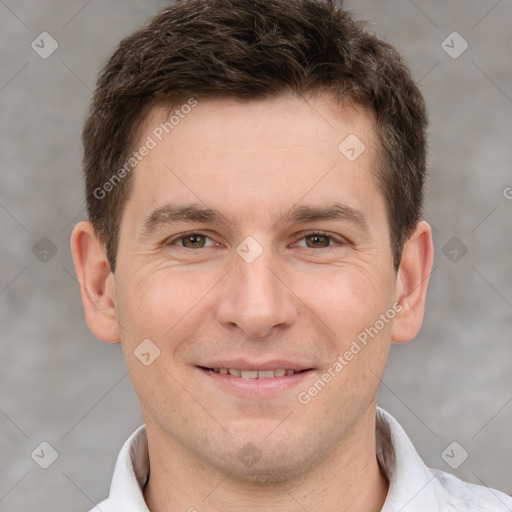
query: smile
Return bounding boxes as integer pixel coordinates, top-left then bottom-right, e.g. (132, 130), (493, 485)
(202, 367), (309, 379)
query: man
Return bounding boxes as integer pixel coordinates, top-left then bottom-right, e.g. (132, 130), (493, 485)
(71, 0), (512, 510)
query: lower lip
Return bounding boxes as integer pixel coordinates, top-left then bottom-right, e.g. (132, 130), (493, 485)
(198, 368), (313, 396)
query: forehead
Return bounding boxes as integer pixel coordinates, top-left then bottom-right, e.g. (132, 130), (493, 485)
(125, 93), (384, 229)
(142, 93), (377, 160)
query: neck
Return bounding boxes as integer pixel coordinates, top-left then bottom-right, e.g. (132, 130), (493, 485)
(143, 407), (388, 512)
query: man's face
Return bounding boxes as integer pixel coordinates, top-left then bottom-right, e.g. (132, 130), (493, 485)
(113, 94), (400, 480)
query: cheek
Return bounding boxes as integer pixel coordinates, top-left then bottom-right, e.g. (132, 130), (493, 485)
(114, 272), (192, 405)
(301, 271), (394, 399)
(295, 264), (396, 396)
(298, 265), (394, 337)
(115, 267), (217, 349)
(114, 271), (165, 350)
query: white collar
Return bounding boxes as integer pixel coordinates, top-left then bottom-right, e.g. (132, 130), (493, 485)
(90, 407), (512, 511)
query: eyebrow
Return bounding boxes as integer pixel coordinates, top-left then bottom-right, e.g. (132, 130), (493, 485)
(140, 204), (230, 236)
(140, 202), (368, 237)
(280, 203), (369, 231)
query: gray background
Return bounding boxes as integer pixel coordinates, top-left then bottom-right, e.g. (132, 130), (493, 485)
(0, 1), (511, 510)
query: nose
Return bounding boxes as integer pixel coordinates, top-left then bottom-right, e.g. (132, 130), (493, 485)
(216, 247), (298, 338)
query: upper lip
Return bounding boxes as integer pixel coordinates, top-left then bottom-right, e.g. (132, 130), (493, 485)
(198, 359), (313, 371)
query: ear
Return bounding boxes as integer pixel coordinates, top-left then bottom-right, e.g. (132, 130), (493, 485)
(391, 220), (434, 344)
(70, 221), (120, 343)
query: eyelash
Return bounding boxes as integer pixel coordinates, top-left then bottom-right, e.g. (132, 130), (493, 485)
(164, 230), (345, 249)
(294, 230), (345, 249)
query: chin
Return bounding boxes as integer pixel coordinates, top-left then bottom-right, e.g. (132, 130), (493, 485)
(215, 440), (325, 486)
(228, 460), (309, 485)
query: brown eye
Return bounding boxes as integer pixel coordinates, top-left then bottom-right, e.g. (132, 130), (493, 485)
(180, 234), (207, 248)
(304, 234), (332, 248)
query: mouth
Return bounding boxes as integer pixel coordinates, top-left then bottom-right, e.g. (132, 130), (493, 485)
(196, 362), (314, 396)
(198, 366), (311, 379)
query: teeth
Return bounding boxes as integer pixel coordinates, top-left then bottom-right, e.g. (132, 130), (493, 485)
(241, 370), (258, 379)
(213, 368), (298, 379)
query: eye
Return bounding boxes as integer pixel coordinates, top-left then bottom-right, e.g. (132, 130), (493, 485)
(166, 232), (216, 249)
(294, 231), (343, 249)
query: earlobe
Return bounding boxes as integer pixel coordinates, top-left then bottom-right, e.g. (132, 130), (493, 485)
(70, 221), (121, 343)
(391, 220), (434, 344)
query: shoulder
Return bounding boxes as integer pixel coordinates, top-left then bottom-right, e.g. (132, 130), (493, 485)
(429, 468), (512, 511)
(87, 496), (145, 512)
(88, 499), (114, 512)
(87, 425), (149, 512)
(376, 408), (512, 511)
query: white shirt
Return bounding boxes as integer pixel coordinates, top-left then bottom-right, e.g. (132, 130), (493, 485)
(89, 408), (512, 511)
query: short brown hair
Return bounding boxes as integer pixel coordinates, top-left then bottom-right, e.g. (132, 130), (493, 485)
(83, 0), (427, 271)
